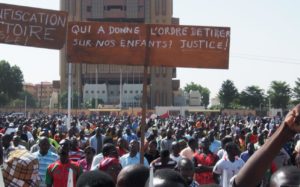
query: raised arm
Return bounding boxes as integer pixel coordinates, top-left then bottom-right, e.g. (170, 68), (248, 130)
(234, 104), (300, 187)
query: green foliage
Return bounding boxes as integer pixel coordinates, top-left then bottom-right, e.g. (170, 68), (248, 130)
(184, 82), (210, 108)
(18, 91), (37, 108)
(0, 60), (24, 106)
(60, 92), (81, 109)
(293, 78), (300, 104)
(218, 80), (239, 109)
(239, 85), (265, 109)
(267, 81), (291, 110)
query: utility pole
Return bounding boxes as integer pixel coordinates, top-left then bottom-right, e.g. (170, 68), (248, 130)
(39, 82), (43, 108)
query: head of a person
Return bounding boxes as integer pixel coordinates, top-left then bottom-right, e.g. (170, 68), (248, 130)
(171, 141), (180, 155)
(148, 168), (188, 187)
(247, 142), (255, 155)
(95, 127), (101, 137)
(129, 140), (139, 156)
(2, 134), (12, 149)
(116, 164), (149, 187)
(188, 138), (198, 151)
(76, 170), (115, 187)
(200, 137), (210, 150)
(221, 135), (233, 149)
(125, 128), (131, 135)
(12, 135), (21, 147)
(177, 158), (195, 186)
(270, 166), (300, 187)
(84, 146), (96, 163)
(208, 130), (215, 142)
(166, 129), (173, 139)
(148, 140), (158, 153)
(39, 136), (50, 156)
(102, 143), (119, 158)
(58, 139), (71, 162)
(99, 157), (122, 184)
(225, 142), (239, 161)
(258, 133), (265, 145)
(117, 138), (128, 149)
(70, 136), (78, 150)
(252, 125), (258, 135)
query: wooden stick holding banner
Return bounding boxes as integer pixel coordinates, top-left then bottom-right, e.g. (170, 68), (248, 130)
(140, 25), (151, 164)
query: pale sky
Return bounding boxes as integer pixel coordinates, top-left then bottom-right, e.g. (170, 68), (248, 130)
(0, 0), (300, 99)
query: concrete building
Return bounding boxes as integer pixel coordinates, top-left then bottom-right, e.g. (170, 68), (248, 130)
(60, 0), (179, 109)
(189, 90), (201, 106)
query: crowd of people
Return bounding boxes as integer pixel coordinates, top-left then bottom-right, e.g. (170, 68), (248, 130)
(0, 104), (300, 187)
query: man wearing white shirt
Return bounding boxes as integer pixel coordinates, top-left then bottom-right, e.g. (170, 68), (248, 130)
(120, 140), (149, 168)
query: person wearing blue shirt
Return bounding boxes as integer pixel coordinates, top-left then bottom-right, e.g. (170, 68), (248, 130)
(120, 140), (149, 168)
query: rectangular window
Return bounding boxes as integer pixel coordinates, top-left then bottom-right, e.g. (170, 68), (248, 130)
(86, 6), (92, 12)
(155, 0), (160, 16)
(162, 0), (166, 15)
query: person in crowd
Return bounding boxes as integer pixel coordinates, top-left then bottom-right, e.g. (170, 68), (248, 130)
(78, 146), (95, 172)
(2, 134), (15, 161)
(240, 142), (255, 162)
(99, 156), (122, 184)
(217, 135), (233, 159)
(147, 168), (188, 187)
(32, 137), (59, 187)
(245, 125), (258, 145)
(193, 137), (219, 186)
(233, 103), (300, 187)
(12, 135), (27, 150)
(213, 142), (245, 187)
(116, 164), (149, 187)
(78, 130), (88, 150)
(76, 170), (115, 187)
(89, 127), (105, 154)
(69, 136), (85, 162)
(123, 127), (138, 143)
(45, 139), (82, 187)
(120, 140), (149, 167)
(145, 140), (160, 164)
(177, 158), (200, 187)
(170, 141), (183, 164)
(180, 138), (198, 161)
(116, 137), (128, 157)
(91, 143), (119, 170)
(254, 133), (265, 150)
(150, 149), (177, 170)
(30, 133), (58, 154)
(160, 128), (175, 152)
(208, 130), (221, 155)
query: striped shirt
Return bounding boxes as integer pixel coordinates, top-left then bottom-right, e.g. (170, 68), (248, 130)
(33, 151), (59, 187)
(69, 149), (85, 162)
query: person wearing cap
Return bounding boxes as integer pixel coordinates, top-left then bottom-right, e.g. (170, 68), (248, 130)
(45, 139), (82, 187)
(193, 137), (219, 187)
(99, 157), (122, 184)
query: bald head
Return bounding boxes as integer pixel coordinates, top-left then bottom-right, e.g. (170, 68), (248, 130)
(117, 164), (149, 187)
(270, 166), (300, 187)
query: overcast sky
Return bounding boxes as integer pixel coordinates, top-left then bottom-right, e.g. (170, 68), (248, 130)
(0, 0), (300, 98)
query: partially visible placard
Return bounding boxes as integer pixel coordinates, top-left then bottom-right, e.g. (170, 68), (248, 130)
(0, 3), (68, 49)
(67, 21), (230, 69)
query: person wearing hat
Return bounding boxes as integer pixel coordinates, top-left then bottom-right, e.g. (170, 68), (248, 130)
(193, 137), (219, 187)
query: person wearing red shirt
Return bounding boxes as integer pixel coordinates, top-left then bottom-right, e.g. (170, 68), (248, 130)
(193, 137), (219, 187)
(46, 139), (82, 187)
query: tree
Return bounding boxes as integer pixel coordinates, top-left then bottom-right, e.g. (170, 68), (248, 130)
(267, 81), (291, 110)
(239, 85), (265, 109)
(293, 78), (300, 104)
(184, 82), (210, 108)
(0, 60), (24, 105)
(60, 92), (80, 109)
(18, 91), (37, 108)
(218, 80), (239, 109)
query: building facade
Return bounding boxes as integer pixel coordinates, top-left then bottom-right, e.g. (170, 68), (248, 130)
(60, 0), (179, 109)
